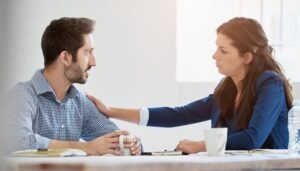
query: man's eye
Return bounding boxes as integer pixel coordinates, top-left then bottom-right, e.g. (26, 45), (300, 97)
(85, 51), (90, 56)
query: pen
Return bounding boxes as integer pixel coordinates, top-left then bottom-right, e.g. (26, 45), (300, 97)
(37, 148), (48, 151)
(141, 152), (152, 155)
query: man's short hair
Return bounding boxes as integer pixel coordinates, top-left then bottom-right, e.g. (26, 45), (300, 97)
(41, 17), (95, 67)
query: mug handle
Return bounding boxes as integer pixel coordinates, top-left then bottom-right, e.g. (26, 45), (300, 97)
(119, 135), (125, 152)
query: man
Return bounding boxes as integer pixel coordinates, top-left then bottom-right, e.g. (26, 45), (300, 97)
(6, 17), (141, 155)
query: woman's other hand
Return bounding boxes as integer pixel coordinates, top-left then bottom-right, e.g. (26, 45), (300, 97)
(176, 139), (206, 154)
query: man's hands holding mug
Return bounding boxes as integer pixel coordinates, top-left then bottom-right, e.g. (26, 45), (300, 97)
(118, 134), (141, 156)
(85, 130), (141, 156)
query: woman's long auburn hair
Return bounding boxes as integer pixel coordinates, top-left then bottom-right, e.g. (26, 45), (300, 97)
(214, 17), (293, 130)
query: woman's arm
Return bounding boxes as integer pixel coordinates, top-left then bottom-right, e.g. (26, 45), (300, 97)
(88, 94), (214, 127)
(147, 95), (214, 127)
(87, 94), (140, 124)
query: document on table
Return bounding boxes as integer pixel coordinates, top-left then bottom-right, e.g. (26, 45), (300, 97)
(11, 148), (87, 157)
(141, 150), (187, 156)
(225, 149), (288, 155)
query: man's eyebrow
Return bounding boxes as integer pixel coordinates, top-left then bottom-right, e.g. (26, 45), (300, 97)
(84, 48), (94, 51)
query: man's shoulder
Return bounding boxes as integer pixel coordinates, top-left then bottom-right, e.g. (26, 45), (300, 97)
(8, 81), (36, 96)
(72, 90), (101, 115)
(73, 90), (93, 106)
(9, 81), (34, 92)
(6, 81), (39, 114)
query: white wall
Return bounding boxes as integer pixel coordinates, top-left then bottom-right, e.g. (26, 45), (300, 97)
(4, 0), (300, 151)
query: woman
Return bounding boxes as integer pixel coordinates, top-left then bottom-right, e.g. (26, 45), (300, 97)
(88, 17), (293, 154)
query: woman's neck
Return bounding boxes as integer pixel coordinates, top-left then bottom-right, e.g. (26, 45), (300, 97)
(231, 75), (244, 111)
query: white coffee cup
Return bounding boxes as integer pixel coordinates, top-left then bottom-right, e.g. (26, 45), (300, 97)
(204, 128), (228, 156)
(119, 135), (132, 156)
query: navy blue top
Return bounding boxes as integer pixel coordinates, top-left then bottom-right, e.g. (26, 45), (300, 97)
(148, 71), (289, 150)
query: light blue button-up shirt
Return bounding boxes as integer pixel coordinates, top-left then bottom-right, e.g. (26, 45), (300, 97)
(7, 69), (118, 152)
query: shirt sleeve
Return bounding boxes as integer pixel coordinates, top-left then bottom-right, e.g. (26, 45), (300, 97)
(139, 107), (149, 126)
(6, 84), (50, 152)
(80, 93), (119, 141)
(147, 95), (214, 127)
(226, 73), (288, 150)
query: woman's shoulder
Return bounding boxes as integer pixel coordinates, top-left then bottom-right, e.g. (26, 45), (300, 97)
(256, 70), (282, 87)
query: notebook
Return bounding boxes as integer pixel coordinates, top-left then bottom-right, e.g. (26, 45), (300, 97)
(11, 148), (87, 157)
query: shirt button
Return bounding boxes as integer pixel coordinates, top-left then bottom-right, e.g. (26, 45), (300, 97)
(61, 124), (65, 128)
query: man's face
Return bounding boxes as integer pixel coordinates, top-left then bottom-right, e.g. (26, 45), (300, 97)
(65, 34), (96, 84)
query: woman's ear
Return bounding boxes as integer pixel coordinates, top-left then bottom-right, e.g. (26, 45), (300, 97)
(58, 51), (72, 66)
(243, 52), (253, 65)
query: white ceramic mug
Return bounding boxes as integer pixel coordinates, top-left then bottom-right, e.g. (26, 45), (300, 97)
(119, 135), (132, 156)
(204, 128), (228, 156)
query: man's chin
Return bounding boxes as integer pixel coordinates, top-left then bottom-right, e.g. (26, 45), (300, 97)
(79, 80), (87, 84)
(72, 78), (87, 84)
(80, 78), (88, 84)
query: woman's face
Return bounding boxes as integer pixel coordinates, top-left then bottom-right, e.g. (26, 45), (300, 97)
(213, 33), (245, 80)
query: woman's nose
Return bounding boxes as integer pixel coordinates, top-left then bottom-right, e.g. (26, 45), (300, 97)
(212, 51), (217, 60)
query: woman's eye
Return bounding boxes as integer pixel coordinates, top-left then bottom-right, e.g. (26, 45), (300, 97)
(220, 49), (227, 54)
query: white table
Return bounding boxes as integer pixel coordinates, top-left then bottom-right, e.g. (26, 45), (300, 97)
(6, 152), (300, 171)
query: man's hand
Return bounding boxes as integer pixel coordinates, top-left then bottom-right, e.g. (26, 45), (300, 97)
(85, 130), (129, 155)
(87, 94), (112, 117)
(176, 139), (205, 154)
(123, 136), (142, 155)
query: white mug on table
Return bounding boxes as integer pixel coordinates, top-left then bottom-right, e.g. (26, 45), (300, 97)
(204, 128), (228, 156)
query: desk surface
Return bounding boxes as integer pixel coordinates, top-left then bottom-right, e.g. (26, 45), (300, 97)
(6, 152), (300, 171)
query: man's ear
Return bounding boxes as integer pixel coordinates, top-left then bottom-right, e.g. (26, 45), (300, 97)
(243, 52), (253, 65)
(58, 51), (72, 66)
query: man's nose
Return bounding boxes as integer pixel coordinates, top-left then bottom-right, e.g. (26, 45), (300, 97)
(89, 54), (96, 67)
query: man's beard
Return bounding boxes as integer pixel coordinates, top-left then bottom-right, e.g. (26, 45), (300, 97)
(65, 63), (91, 84)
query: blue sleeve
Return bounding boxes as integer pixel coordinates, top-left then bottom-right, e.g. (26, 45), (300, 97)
(80, 93), (119, 141)
(147, 95), (214, 127)
(6, 83), (50, 152)
(226, 73), (287, 150)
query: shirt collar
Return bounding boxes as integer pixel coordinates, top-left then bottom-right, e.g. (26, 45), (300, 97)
(30, 69), (79, 100)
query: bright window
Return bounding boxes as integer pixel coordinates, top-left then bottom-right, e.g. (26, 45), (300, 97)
(176, 0), (300, 82)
